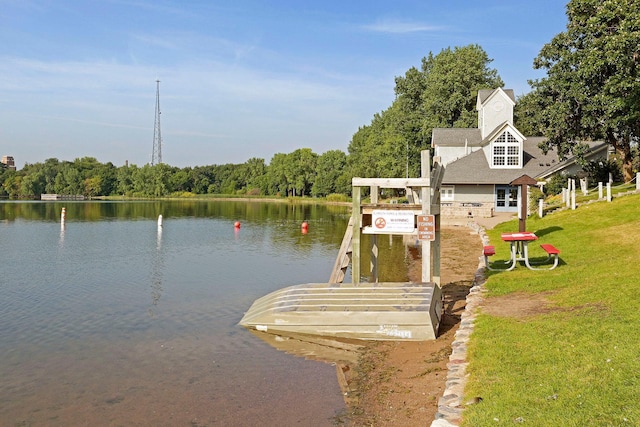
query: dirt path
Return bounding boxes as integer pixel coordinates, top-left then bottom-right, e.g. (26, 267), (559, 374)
(342, 226), (482, 426)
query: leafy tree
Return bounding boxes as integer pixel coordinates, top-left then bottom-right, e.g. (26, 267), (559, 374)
(286, 148), (317, 197)
(582, 159), (623, 184)
(243, 157), (267, 194)
(170, 167), (192, 193)
(84, 176), (102, 198)
(54, 163), (83, 195)
(419, 44), (504, 131)
(190, 166), (212, 194)
(312, 150), (348, 197)
(96, 162), (118, 195)
(2, 172), (21, 199)
(350, 44), (504, 178)
(528, 0), (640, 181)
(116, 164), (136, 195)
(265, 153), (289, 196)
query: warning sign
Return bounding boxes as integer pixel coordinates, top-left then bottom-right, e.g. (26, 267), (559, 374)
(417, 214), (436, 241)
(371, 210), (415, 234)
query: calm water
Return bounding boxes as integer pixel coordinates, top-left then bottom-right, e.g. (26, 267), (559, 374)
(0, 201), (411, 426)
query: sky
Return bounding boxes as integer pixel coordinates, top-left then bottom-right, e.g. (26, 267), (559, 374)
(1, 0), (569, 169)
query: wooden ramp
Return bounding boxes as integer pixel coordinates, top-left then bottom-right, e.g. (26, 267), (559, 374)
(239, 282), (443, 341)
(329, 217), (353, 283)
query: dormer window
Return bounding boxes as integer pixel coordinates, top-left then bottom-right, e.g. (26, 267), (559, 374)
(491, 131), (521, 168)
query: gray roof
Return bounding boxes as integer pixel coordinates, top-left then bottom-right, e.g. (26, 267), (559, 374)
(442, 137), (607, 185)
(432, 128), (482, 147)
(477, 88), (515, 105)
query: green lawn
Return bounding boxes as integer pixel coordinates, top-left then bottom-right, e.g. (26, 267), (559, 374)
(463, 192), (640, 427)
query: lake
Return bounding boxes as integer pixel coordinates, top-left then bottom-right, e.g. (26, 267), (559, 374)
(0, 200), (412, 426)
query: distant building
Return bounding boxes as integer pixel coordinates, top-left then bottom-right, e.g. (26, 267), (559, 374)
(432, 88), (608, 218)
(1, 156), (16, 171)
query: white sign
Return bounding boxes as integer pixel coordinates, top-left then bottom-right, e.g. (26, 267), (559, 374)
(371, 210), (415, 234)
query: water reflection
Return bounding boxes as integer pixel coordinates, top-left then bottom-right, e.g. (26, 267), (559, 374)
(149, 220), (165, 315)
(248, 330), (365, 403)
(59, 223), (66, 247)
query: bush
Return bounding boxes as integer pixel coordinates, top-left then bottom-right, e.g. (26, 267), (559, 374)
(545, 174), (570, 196)
(326, 193), (349, 203)
(582, 158), (622, 183)
(528, 186), (544, 211)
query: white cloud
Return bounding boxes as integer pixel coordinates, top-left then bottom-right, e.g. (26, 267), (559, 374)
(362, 19), (444, 34)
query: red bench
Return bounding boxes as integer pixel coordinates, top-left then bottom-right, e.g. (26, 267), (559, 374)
(527, 244), (560, 270)
(483, 245), (495, 256)
(483, 245), (505, 271)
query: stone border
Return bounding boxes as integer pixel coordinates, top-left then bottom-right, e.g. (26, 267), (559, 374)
(430, 221), (490, 427)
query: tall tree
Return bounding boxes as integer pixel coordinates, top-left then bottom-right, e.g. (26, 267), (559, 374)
(419, 44), (504, 131)
(528, 0), (640, 181)
(350, 44), (504, 178)
(312, 150), (348, 197)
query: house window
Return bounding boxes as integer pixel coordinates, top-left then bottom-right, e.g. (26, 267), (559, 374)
(440, 185), (454, 202)
(491, 131), (521, 168)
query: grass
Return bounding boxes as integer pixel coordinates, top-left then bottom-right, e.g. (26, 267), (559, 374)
(463, 192), (640, 426)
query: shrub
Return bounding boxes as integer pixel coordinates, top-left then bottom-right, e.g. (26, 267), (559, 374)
(326, 193), (349, 202)
(582, 158), (622, 183)
(545, 174), (571, 196)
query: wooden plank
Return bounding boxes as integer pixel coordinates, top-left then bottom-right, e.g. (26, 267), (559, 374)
(329, 217), (354, 284)
(352, 177), (430, 188)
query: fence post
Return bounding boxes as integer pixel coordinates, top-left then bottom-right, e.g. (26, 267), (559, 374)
(538, 199), (544, 218)
(636, 173), (640, 191)
(580, 178), (588, 196)
(607, 182), (612, 202)
(571, 179), (576, 210)
(599, 182), (603, 199)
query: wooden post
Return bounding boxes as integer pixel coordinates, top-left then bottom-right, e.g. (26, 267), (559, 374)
(421, 151), (431, 283)
(351, 186), (361, 285)
(510, 175), (538, 232)
(599, 182), (603, 199)
(370, 185), (378, 282)
(606, 182), (612, 202)
(636, 173), (640, 191)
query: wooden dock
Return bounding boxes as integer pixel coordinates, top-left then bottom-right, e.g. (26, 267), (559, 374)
(240, 150), (444, 342)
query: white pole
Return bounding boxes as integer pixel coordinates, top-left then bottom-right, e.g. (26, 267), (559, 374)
(571, 179), (576, 210)
(157, 214), (163, 227)
(636, 173), (640, 191)
(599, 182), (603, 199)
(538, 199), (544, 218)
(61, 207), (66, 224)
(607, 182), (612, 202)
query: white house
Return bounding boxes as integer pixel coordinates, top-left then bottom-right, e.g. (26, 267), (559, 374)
(432, 88), (608, 218)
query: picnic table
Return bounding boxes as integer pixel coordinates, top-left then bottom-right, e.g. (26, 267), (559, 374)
(484, 232), (560, 271)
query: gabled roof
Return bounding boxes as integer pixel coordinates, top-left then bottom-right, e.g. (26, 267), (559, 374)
(476, 88), (516, 108)
(479, 121), (525, 146)
(442, 138), (608, 184)
(432, 128), (482, 147)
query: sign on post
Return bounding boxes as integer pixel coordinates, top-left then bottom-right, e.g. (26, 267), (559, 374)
(371, 210), (415, 234)
(417, 214), (435, 241)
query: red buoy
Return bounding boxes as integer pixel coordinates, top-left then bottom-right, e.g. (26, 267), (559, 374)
(234, 221), (241, 229)
(301, 222), (309, 233)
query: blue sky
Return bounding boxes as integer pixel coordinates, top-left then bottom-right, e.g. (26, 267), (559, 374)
(1, 0), (569, 168)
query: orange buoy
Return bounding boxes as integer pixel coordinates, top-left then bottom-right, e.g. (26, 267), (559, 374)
(234, 221), (241, 229)
(301, 221), (309, 232)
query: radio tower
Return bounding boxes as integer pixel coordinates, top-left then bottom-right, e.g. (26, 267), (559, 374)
(151, 80), (163, 165)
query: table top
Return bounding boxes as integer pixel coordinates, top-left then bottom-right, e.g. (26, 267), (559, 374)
(501, 232), (538, 241)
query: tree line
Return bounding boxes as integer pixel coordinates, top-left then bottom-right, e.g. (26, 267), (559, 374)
(0, 150), (351, 199)
(2, 0), (639, 199)
(2, 44), (506, 200)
